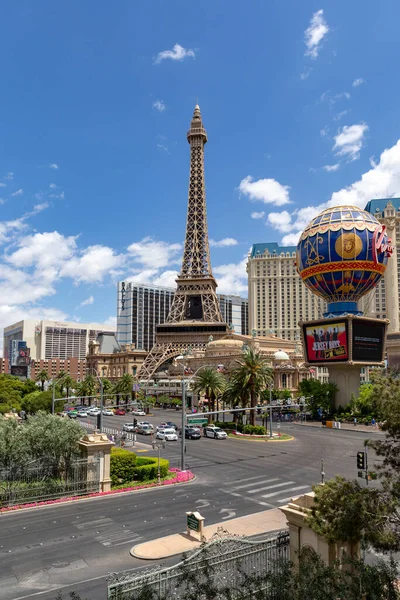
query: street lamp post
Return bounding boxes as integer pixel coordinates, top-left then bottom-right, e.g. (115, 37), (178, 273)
(87, 367), (104, 433)
(269, 384), (273, 439)
(152, 439), (166, 485)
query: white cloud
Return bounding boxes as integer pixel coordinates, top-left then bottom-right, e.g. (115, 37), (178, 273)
(4, 172), (14, 180)
(320, 127), (328, 137)
(32, 202), (49, 213)
(60, 245), (124, 283)
(49, 183), (57, 189)
(0, 183), (6, 188)
(281, 232), (302, 246)
(334, 110), (348, 121)
(209, 238), (238, 248)
(267, 211), (292, 232)
(10, 189), (23, 197)
(101, 315), (117, 328)
(126, 269), (160, 284)
(153, 100), (166, 112)
(238, 176), (291, 206)
(49, 191), (65, 199)
(250, 211), (265, 219)
(333, 123), (368, 161)
(352, 78), (365, 87)
(157, 143), (170, 154)
(213, 258), (248, 295)
(79, 295), (94, 308)
(49, 163), (59, 170)
(152, 270), (179, 288)
(154, 43), (195, 64)
(304, 9), (329, 59)
(127, 237), (182, 269)
(323, 164), (340, 172)
(0, 217), (27, 244)
(267, 137), (400, 244)
(300, 67), (313, 80)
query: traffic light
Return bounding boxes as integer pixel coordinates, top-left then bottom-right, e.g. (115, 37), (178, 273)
(357, 451), (366, 470)
(133, 418), (137, 427)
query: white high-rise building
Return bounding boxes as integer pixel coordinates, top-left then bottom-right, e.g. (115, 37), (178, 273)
(247, 242), (325, 340)
(3, 320), (116, 361)
(117, 281), (248, 351)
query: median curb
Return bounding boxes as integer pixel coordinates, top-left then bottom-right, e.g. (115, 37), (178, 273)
(0, 472), (196, 516)
(228, 433), (294, 443)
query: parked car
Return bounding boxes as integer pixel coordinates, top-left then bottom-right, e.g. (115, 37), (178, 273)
(156, 428), (178, 441)
(204, 426), (227, 439)
(184, 427), (201, 440)
(115, 409), (126, 416)
(123, 423), (136, 432)
(102, 409), (114, 416)
(77, 409), (88, 418)
(137, 424), (152, 435)
(133, 410), (146, 416)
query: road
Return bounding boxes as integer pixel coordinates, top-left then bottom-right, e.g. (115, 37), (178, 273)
(0, 410), (384, 600)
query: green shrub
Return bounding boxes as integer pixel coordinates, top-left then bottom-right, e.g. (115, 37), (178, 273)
(134, 457), (169, 481)
(213, 421), (244, 432)
(110, 448), (137, 486)
(243, 424), (267, 435)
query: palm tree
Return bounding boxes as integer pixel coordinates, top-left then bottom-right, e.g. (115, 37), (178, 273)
(101, 378), (113, 406)
(56, 370), (67, 395)
(35, 370), (49, 392)
(222, 376), (248, 424)
(77, 375), (96, 406)
(193, 368), (226, 422)
(113, 374), (133, 407)
(62, 375), (76, 399)
(231, 348), (273, 426)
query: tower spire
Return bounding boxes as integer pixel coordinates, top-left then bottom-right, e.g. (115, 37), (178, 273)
(138, 106), (227, 379)
(180, 104), (211, 278)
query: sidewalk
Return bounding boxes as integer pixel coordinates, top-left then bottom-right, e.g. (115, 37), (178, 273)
(296, 421), (382, 433)
(131, 508), (288, 560)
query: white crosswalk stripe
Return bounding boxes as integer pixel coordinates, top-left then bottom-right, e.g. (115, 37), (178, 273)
(222, 477), (312, 507)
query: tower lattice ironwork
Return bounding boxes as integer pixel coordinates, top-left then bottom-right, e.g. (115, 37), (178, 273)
(139, 105), (228, 379)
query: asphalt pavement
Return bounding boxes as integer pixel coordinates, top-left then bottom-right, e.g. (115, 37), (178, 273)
(0, 409), (385, 600)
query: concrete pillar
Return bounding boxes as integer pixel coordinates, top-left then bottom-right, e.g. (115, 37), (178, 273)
(383, 212), (399, 333)
(78, 432), (114, 492)
(280, 492), (360, 567)
(327, 364), (361, 410)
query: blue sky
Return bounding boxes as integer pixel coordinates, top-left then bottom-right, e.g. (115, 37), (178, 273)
(1, 0), (400, 351)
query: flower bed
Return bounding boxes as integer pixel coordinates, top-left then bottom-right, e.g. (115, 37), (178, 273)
(0, 468), (194, 514)
(230, 430), (281, 439)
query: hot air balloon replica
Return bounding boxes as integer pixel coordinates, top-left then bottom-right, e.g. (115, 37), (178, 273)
(296, 205), (393, 409)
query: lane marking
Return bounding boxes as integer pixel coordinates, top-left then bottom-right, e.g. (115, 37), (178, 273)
(233, 478), (280, 491)
(247, 481), (295, 494)
(218, 488), (274, 508)
(261, 485), (310, 499)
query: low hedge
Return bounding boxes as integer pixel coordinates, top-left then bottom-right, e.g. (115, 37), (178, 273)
(110, 449), (170, 485)
(213, 422), (267, 435)
(110, 448), (137, 486)
(134, 456), (170, 481)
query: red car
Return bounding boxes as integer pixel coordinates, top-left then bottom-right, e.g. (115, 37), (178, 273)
(114, 409), (126, 416)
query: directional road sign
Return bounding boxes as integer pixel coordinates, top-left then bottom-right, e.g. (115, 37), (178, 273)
(187, 418), (208, 424)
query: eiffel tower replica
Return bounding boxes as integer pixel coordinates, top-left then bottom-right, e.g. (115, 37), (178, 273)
(139, 105), (228, 378)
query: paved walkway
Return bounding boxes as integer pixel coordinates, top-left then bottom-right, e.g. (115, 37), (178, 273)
(131, 508), (288, 559)
(297, 421), (382, 433)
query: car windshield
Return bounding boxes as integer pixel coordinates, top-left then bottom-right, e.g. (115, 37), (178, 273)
(213, 428), (222, 432)
(164, 429), (175, 434)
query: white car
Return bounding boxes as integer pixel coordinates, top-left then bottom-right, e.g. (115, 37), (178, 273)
(156, 423), (169, 432)
(87, 407), (101, 416)
(123, 423), (136, 432)
(156, 428), (178, 441)
(204, 426), (227, 439)
(137, 421), (153, 429)
(76, 410), (88, 418)
(102, 409), (114, 416)
(133, 410), (146, 416)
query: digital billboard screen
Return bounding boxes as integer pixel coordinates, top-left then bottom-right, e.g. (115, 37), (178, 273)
(352, 320), (385, 363)
(304, 321), (348, 363)
(11, 365), (28, 378)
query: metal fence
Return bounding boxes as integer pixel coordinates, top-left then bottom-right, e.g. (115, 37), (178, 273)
(0, 456), (100, 507)
(107, 529), (290, 600)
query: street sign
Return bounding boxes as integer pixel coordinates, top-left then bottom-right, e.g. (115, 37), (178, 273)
(187, 513), (201, 532)
(187, 418), (208, 424)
